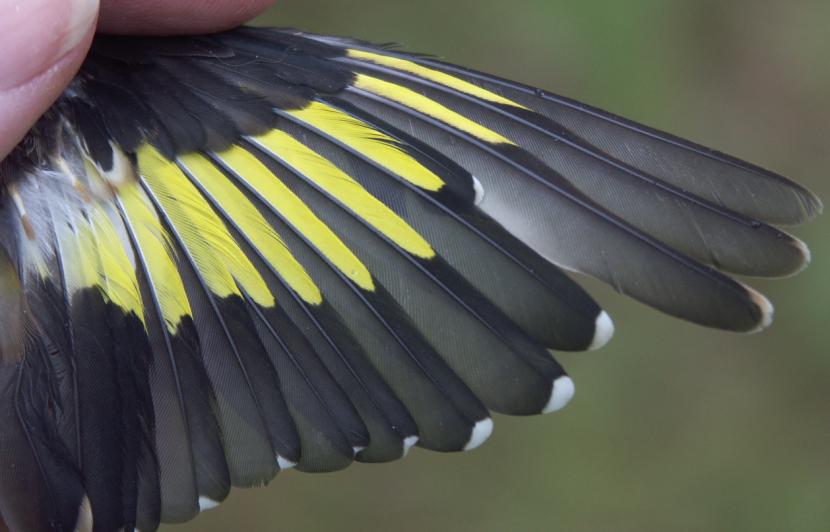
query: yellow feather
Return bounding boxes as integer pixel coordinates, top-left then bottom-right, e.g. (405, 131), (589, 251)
(347, 49), (529, 110)
(288, 102), (445, 191)
(137, 145), (275, 307)
(54, 200), (144, 325)
(352, 74), (516, 145)
(118, 183), (193, 334)
(57, 212), (98, 295)
(212, 146), (376, 291)
(87, 204), (145, 324)
(251, 130), (435, 259)
(178, 152), (323, 305)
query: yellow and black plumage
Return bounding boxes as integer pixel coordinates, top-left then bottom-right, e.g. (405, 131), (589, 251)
(0, 27), (821, 531)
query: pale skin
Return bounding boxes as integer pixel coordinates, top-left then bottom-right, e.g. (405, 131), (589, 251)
(0, 0), (279, 160)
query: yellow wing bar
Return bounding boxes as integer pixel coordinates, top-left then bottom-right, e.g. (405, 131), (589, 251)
(346, 49), (529, 110)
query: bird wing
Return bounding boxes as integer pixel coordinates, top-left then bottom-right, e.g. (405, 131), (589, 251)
(0, 27), (819, 531)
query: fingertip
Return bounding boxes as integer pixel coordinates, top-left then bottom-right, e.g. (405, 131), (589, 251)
(0, 0), (98, 159)
(0, 0), (98, 91)
(98, 0), (277, 35)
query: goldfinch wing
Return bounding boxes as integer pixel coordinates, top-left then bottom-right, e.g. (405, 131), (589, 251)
(0, 27), (819, 531)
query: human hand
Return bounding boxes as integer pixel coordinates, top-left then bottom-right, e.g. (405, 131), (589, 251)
(0, 0), (277, 160)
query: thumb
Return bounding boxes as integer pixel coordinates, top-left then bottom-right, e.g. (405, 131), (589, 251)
(0, 0), (99, 160)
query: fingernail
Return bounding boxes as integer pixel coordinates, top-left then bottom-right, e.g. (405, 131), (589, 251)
(0, 0), (99, 90)
(60, 0), (100, 58)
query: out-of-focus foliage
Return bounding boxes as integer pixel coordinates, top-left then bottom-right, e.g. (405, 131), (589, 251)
(170, 1), (829, 531)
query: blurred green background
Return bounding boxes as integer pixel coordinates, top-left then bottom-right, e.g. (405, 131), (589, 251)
(170, 1), (829, 531)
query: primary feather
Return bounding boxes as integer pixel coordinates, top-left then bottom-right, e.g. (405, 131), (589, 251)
(0, 27), (820, 531)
